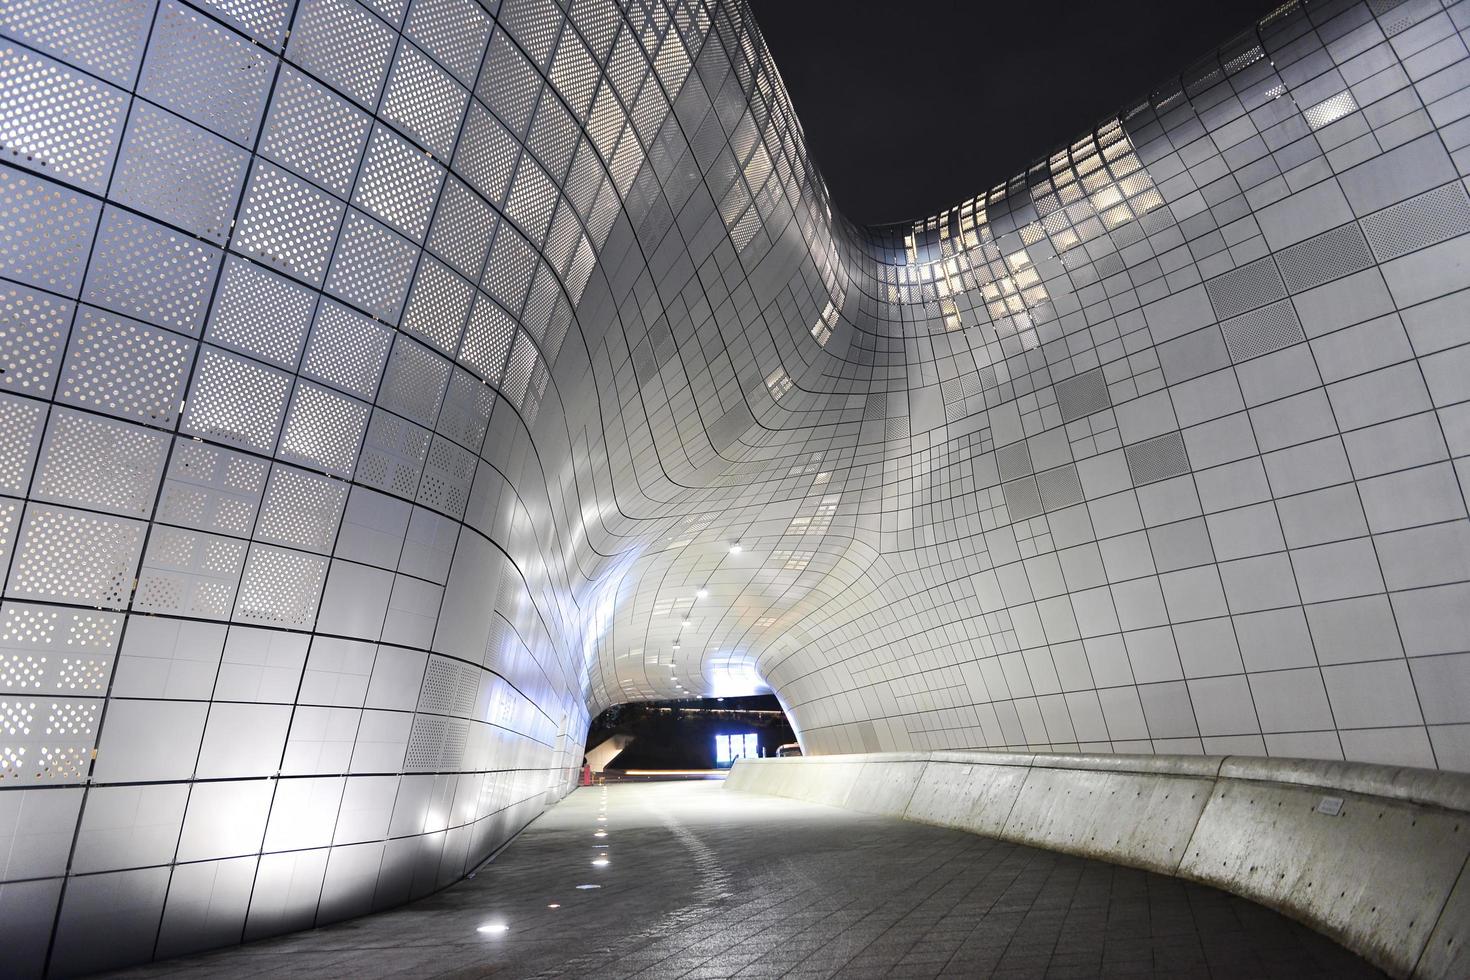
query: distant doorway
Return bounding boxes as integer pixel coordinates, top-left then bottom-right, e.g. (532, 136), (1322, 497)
(586, 694), (796, 773)
(714, 732), (760, 766)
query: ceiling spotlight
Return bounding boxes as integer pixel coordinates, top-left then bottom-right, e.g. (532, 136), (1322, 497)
(547, 903), (561, 909)
(696, 588), (708, 599)
(592, 857), (609, 867)
(575, 884), (601, 890)
(477, 923), (510, 935)
(728, 542), (742, 554)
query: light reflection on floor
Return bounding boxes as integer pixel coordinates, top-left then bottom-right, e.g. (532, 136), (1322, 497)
(106, 780), (1384, 979)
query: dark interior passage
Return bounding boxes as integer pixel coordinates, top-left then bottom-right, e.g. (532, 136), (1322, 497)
(587, 696), (798, 771)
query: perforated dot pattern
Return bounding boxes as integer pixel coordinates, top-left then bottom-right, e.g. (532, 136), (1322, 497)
(137, 0), (276, 146)
(182, 347), (293, 453)
(8, 505), (143, 608)
(0, 44), (128, 192)
(256, 464), (348, 552)
(234, 543), (326, 627)
(83, 207), (221, 334)
(112, 102), (249, 244)
(207, 257), (317, 367)
(58, 308), (194, 425)
(0, 0), (153, 86)
(324, 209), (418, 321)
(301, 301), (394, 400)
(277, 381), (369, 477)
(0, 394), (45, 496)
(0, 167), (100, 295)
(0, 284), (71, 396)
(32, 408), (169, 516)
(232, 161), (346, 285)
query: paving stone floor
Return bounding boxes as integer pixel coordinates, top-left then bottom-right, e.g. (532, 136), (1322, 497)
(108, 779), (1384, 979)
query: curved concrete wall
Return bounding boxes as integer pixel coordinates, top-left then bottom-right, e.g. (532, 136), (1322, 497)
(2, 0), (1470, 972)
(728, 752), (1470, 979)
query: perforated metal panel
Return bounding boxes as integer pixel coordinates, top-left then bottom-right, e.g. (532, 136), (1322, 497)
(7, 504), (144, 609)
(32, 409), (168, 517)
(1276, 224), (1374, 294)
(1205, 256), (1286, 319)
(0, 45), (128, 193)
(358, 409), (430, 498)
(1220, 299), (1305, 362)
(0, 0), (153, 87)
(1036, 464), (1084, 510)
(112, 102), (248, 244)
(58, 308), (194, 426)
(0, 602), (119, 697)
(256, 465), (348, 553)
(1054, 368), (1111, 422)
(134, 526), (247, 617)
(0, 394), (45, 497)
(182, 348), (292, 452)
(157, 438), (268, 537)
(302, 302), (394, 399)
(0, 168), (100, 295)
(138, 1), (276, 145)
(83, 208), (221, 334)
(0, 284), (72, 397)
(380, 338), (452, 425)
(1124, 431), (1191, 486)
(1362, 183), (1470, 261)
(1001, 476), (1043, 520)
(207, 258), (317, 367)
(325, 210), (418, 321)
(233, 161), (346, 285)
(233, 544), (327, 628)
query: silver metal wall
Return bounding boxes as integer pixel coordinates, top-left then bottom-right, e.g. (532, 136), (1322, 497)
(0, 0), (1468, 972)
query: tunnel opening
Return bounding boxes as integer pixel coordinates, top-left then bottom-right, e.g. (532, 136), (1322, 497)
(584, 695), (797, 775)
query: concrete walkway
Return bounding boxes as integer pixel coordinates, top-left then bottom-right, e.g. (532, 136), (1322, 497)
(109, 780), (1383, 979)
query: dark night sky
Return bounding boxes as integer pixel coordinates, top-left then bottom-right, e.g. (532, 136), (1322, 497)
(747, 0), (1278, 226)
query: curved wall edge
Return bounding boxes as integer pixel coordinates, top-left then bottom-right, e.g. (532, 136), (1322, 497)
(728, 752), (1470, 979)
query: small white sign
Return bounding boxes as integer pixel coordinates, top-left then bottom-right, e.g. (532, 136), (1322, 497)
(1316, 795), (1344, 816)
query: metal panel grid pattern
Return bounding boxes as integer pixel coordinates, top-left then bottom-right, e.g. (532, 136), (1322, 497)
(0, 0), (1468, 973)
(0, 0), (593, 972)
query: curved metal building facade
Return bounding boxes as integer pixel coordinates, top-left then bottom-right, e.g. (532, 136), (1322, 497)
(1, 0), (1469, 971)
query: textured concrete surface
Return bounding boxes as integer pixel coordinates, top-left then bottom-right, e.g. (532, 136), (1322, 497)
(731, 752), (1470, 977)
(106, 780), (1381, 979)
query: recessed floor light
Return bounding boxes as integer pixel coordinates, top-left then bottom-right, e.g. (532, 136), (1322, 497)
(592, 858), (609, 867)
(575, 884), (600, 890)
(547, 903), (561, 909)
(477, 923), (509, 935)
